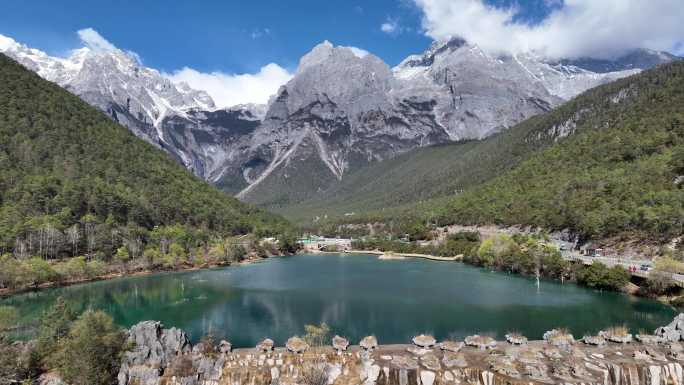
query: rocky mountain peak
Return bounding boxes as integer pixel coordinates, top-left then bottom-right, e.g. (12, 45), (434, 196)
(297, 40), (335, 71)
(2, 32), (679, 208)
(285, 41), (395, 116)
(0, 35), (216, 131)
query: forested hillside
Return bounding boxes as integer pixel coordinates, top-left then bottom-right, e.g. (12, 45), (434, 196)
(283, 63), (680, 223)
(437, 61), (684, 241)
(0, 53), (291, 262)
(300, 62), (684, 243)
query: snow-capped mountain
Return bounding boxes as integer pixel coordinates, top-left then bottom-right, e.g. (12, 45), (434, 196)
(232, 39), (672, 205)
(391, 38), (642, 138)
(0, 34), (230, 172)
(0, 34), (677, 206)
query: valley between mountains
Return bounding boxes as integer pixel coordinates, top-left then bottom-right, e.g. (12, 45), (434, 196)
(1, 32), (682, 253)
(1, 34), (676, 208)
(2, 5), (684, 385)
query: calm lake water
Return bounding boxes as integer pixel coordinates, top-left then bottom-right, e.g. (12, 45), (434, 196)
(2, 253), (676, 347)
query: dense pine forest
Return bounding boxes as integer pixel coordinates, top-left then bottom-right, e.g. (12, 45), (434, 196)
(0, 54), (293, 290)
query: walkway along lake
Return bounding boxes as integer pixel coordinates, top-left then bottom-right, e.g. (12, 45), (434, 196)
(1, 253), (676, 347)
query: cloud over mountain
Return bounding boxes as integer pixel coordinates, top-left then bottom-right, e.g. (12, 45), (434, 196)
(73, 28), (291, 108)
(77, 28), (117, 52)
(413, 0), (684, 59)
(165, 63), (293, 108)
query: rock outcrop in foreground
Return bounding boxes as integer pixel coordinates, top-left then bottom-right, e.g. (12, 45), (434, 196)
(117, 316), (684, 385)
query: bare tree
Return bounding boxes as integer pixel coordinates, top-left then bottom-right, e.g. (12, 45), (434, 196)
(66, 224), (81, 256)
(42, 224), (63, 259)
(125, 237), (142, 259)
(160, 236), (170, 255)
(13, 238), (28, 260)
(84, 221), (96, 260)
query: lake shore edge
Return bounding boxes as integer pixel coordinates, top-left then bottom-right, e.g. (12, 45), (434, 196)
(0, 254), (279, 298)
(309, 249), (462, 261)
(332, 248), (679, 304)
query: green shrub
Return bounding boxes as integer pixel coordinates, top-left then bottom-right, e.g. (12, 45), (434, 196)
(54, 257), (88, 281)
(52, 310), (126, 385)
(25, 257), (58, 285)
(36, 297), (77, 362)
(86, 260), (108, 279)
(576, 262), (630, 291)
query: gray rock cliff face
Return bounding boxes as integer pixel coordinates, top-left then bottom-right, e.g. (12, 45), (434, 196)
(234, 40), (672, 204)
(117, 321), (193, 385)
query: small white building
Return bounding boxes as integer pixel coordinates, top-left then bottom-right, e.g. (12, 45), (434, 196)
(300, 236), (352, 251)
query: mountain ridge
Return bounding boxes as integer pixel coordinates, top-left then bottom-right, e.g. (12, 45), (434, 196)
(0, 33), (678, 207)
(236, 39), (677, 206)
(297, 61), (684, 244)
(0, 52), (291, 258)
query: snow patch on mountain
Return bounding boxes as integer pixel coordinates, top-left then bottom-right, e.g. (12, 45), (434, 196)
(0, 33), (216, 131)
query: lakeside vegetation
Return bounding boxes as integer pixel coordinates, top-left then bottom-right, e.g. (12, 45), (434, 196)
(0, 231), (298, 294)
(1, 298), (126, 385)
(435, 62), (684, 241)
(0, 54), (297, 293)
(354, 232), (659, 293)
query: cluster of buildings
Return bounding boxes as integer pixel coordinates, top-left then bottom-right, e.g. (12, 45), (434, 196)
(298, 236), (353, 252)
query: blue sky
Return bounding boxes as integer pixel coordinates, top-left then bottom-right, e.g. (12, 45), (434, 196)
(0, 0), (563, 73)
(2, 0), (682, 107)
(1, 0), (430, 73)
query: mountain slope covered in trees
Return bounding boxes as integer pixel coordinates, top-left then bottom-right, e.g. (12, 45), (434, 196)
(436, 61), (684, 241)
(0, 53), (290, 260)
(295, 62), (684, 243)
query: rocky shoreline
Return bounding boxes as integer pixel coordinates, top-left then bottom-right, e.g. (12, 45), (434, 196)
(105, 315), (684, 385)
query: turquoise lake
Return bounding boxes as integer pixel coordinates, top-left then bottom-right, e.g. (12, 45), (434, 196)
(2, 253), (676, 347)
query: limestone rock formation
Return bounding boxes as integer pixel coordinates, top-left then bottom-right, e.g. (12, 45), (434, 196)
(117, 320), (191, 385)
(113, 314), (684, 385)
(256, 338), (275, 353)
(583, 335), (608, 347)
(412, 334), (436, 348)
(218, 340), (232, 354)
(543, 329), (575, 349)
(360, 335), (378, 351)
(655, 314), (684, 341)
(439, 340), (464, 352)
(464, 335), (497, 350)
(600, 328), (634, 344)
(505, 333), (528, 345)
(285, 336), (309, 353)
(332, 335), (349, 352)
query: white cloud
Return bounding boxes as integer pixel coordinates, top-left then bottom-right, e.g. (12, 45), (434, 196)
(250, 28), (271, 40)
(380, 18), (400, 35)
(77, 28), (116, 51)
(75, 27), (290, 108)
(166, 63), (293, 108)
(413, 0), (684, 59)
